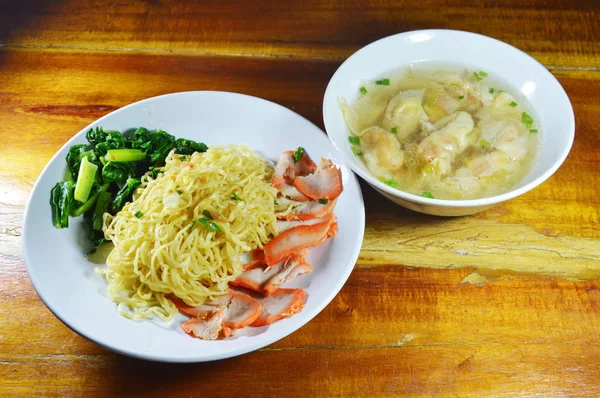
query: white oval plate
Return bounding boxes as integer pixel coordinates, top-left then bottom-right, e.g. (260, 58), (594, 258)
(22, 91), (365, 362)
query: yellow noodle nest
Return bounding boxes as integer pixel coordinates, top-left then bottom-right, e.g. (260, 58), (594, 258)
(101, 145), (278, 321)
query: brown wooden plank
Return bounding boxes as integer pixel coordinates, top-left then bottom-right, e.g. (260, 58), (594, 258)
(1, 0), (599, 67)
(2, 341), (599, 397)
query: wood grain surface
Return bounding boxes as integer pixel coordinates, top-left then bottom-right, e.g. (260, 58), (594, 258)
(1, 1), (599, 397)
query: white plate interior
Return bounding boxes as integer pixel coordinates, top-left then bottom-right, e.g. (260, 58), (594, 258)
(22, 91), (365, 362)
(323, 29), (575, 208)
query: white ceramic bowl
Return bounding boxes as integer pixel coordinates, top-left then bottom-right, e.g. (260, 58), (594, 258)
(323, 29), (575, 216)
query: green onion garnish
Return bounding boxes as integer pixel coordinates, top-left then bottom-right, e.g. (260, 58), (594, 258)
(348, 136), (360, 145)
(489, 88), (495, 94)
(197, 218), (221, 233)
(177, 190), (183, 195)
(379, 178), (398, 188)
(351, 146), (363, 157)
(202, 210), (213, 220)
(522, 112), (534, 128)
(391, 127), (398, 134)
(375, 78), (390, 86)
(421, 191), (434, 199)
(231, 192), (243, 201)
(474, 71), (488, 81)
(509, 101), (518, 108)
(134, 211), (143, 218)
(292, 147), (305, 163)
(359, 86), (368, 94)
(530, 129), (538, 134)
(319, 199), (329, 205)
(274, 200), (279, 206)
(458, 95), (465, 100)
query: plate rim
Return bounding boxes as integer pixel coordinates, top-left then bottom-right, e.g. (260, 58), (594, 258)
(21, 90), (365, 363)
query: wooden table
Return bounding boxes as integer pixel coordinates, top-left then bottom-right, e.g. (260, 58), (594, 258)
(1, 1), (599, 396)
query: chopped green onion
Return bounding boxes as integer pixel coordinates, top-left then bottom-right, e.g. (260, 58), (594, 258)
(348, 136), (360, 145)
(177, 190), (183, 195)
(421, 191), (434, 199)
(106, 148), (147, 162)
(391, 127), (398, 134)
(359, 86), (368, 94)
(379, 178), (398, 188)
(375, 78), (390, 86)
(274, 200), (279, 206)
(458, 95), (465, 100)
(481, 139), (491, 149)
(179, 155), (187, 161)
(530, 129), (538, 134)
(292, 147), (305, 163)
(319, 199), (329, 205)
(134, 211), (143, 218)
(231, 192), (243, 201)
(479, 71), (488, 77)
(351, 146), (363, 157)
(489, 88), (495, 94)
(521, 112), (534, 128)
(195, 218), (221, 232)
(202, 210), (213, 220)
(509, 101), (518, 108)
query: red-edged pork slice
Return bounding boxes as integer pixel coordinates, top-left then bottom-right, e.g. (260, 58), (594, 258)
(293, 165), (343, 201)
(231, 252), (312, 295)
(276, 198), (337, 221)
(272, 150), (318, 189)
(170, 292), (233, 318)
(251, 288), (308, 326)
(223, 292), (261, 329)
(263, 258), (312, 296)
(276, 215), (333, 233)
(263, 218), (332, 265)
(278, 183), (312, 202)
(230, 260), (282, 292)
(181, 307), (226, 340)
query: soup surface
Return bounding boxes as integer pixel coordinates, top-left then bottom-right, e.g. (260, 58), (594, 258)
(340, 64), (539, 200)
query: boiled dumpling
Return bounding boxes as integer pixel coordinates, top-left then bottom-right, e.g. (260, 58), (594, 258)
(418, 111), (475, 175)
(360, 127), (404, 179)
(382, 89), (427, 139)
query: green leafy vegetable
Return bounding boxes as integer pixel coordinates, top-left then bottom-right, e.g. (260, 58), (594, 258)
(92, 191), (112, 231)
(319, 199), (329, 205)
(231, 192), (243, 201)
(509, 101), (518, 108)
(51, 181), (74, 228)
(359, 86), (367, 94)
(530, 129), (538, 134)
(175, 138), (208, 155)
(134, 211), (143, 218)
(375, 78), (390, 85)
(421, 191), (435, 199)
(391, 127), (398, 134)
(292, 147), (305, 163)
(348, 136), (360, 145)
(106, 148), (147, 162)
(74, 156), (98, 203)
(51, 126), (208, 253)
(351, 146), (363, 157)
(110, 177), (141, 214)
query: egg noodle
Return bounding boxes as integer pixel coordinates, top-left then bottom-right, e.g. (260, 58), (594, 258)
(101, 145), (278, 320)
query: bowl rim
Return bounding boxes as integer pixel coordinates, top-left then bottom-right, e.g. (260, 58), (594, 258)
(323, 29), (575, 208)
